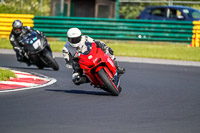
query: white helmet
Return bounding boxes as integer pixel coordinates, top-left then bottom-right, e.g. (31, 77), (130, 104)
(67, 28), (82, 47)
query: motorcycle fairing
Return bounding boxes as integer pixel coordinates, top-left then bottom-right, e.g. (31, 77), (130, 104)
(21, 31), (46, 55)
(78, 42), (118, 86)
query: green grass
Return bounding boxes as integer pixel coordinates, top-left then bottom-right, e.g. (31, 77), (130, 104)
(106, 41), (200, 61)
(1, 38), (200, 61)
(0, 39), (13, 49)
(0, 68), (16, 81)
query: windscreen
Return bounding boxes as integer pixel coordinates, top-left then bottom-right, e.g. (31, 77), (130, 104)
(21, 31), (38, 45)
(181, 8), (200, 19)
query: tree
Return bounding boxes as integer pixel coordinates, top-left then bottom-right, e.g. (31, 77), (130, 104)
(0, 0), (51, 16)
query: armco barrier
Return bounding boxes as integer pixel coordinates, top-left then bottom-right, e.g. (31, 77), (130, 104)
(0, 14), (34, 38)
(0, 14), (199, 46)
(33, 16), (193, 43)
(191, 21), (200, 47)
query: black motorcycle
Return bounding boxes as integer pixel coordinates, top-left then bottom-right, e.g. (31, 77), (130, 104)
(19, 31), (59, 70)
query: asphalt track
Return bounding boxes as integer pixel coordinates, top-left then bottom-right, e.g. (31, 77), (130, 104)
(0, 52), (200, 133)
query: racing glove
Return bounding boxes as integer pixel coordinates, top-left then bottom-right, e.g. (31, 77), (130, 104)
(14, 47), (24, 56)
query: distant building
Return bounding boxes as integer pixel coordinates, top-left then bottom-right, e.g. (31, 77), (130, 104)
(50, 0), (117, 18)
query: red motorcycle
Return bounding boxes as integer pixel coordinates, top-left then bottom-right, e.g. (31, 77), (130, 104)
(76, 42), (122, 96)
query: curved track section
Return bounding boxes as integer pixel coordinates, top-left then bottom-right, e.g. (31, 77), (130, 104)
(0, 69), (57, 93)
(0, 54), (200, 133)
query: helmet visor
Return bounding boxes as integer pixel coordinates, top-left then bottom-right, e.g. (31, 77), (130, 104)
(68, 36), (81, 44)
(14, 28), (22, 34)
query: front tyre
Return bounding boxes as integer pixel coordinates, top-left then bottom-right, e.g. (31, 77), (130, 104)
(97, 69), (120, 96)
(43, 51), (59, 71)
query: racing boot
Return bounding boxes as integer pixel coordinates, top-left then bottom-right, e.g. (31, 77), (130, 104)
(16, 52), (31, 66)
(23, 55), (31, 66)
(25, 60), (31, 66)
(117, 66), (125, 74)
(72, 72), (81, 85)
(113, 58), (125, 75)
(72, 73), (89, 85)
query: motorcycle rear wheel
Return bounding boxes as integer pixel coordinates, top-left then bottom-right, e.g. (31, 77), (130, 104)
(97, 69), (120, 96)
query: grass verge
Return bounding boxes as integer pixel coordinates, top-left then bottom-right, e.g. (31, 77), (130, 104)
(0, 68), (16, 81)
(0, 38), (200, 61)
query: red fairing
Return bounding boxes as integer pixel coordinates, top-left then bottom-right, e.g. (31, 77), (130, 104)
(78, 42), (116, 86)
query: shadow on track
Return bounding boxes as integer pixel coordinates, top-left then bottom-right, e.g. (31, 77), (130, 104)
(46, 89), (111, 96)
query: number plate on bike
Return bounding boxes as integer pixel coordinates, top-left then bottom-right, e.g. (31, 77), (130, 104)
(33, 40), (41, 49)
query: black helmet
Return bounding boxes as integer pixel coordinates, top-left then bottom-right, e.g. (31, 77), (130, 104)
(12, 20), (23, 35)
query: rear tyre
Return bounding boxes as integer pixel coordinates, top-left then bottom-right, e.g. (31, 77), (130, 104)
(43, 51), (59, 71)
(97, 69), (120, 96)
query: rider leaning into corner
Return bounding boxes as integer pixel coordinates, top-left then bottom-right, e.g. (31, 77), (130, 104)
(9, 20), (52, 66)
(62, 27), (125, 85)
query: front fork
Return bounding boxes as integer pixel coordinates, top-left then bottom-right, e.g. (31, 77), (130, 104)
(39, 48), (51, 65)
(46, 44), (53, 56)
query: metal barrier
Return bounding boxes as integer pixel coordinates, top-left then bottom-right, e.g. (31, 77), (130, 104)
(191, 21), (200, 47)
(0, 14), (34, 38)
(0, 14), (198, 45)
(33, 16), (193, 43)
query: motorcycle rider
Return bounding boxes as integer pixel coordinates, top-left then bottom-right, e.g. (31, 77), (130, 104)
(9, 20), (50, 66)
(62, 27), (125, 85)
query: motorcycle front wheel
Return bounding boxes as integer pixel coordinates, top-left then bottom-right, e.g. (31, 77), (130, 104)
(97, 69), (121, 96)
(42, 51), (59, 71)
